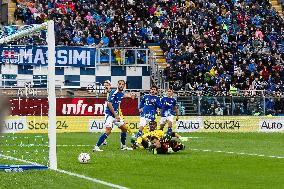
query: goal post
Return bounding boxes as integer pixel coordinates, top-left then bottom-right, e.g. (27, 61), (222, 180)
(0, 21), (57, 171)
(47, 21), (57, 170)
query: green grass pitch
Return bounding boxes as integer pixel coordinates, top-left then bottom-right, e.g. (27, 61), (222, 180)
(0, 132), (283, 189)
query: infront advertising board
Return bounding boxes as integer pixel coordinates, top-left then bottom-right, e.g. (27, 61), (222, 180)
(9, 98), (139, 116)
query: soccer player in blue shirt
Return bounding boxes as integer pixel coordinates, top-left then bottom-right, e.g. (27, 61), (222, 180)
(136, 86), (161, 138)
(159, 88), (179, 134)
(93, 80), (133, 151)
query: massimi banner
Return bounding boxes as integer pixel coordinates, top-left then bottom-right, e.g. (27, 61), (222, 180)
(0, 45), (96, 67)
(9, 98), (139, 116)
(2, 116), (284, 133)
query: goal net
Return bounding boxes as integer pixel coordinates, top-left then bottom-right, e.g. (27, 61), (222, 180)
(0, 21), (57, 171)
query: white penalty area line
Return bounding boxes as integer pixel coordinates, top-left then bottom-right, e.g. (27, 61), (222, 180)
(0, 154), (129, 189)
(191, 148), (284, 159)
(56, 169), (129, 189)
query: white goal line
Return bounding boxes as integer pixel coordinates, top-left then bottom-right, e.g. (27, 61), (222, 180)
(0, 153), (129, 189)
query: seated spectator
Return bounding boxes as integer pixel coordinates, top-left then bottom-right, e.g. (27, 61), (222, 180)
(265, 98), (276, 115)
(86, 34), (94, 46)
(215, 104), (224, 116)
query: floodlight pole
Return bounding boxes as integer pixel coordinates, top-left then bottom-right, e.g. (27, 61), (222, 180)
(47, 20), (57, 170)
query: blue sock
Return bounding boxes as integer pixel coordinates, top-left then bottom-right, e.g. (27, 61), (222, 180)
(167, 127), (172, 135)
(96, 133), (108, 147)
(136, 130), (143, 138)
(121, 132), (127, 145)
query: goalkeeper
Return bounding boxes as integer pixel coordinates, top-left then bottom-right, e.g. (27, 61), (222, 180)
(131, 121), (186, 150)
(149, 134), (185, 155)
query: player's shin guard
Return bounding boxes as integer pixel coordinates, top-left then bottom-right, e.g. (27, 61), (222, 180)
(167, 127), (172, 135)
(96, 133), (108, 147)
(136, 129), (143, 138)
(121, 132), (127, 145)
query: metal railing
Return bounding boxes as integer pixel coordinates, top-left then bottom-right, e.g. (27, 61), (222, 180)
(176, 95), (284, 116)
(95, 47), (150, 66)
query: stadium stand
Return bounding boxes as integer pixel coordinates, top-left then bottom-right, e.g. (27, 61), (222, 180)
(7, 0), (283, 92)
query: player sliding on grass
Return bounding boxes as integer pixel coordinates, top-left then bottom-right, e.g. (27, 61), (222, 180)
(132, 120), (184, 150)
(159, 88), (179, 134)
(93, 80), (134, 151)
(150, 134), (185, 155)
(136, 86), (161, 139)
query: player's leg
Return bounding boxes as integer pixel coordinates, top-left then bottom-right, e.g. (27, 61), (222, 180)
(166, 116), (174, 134)
(118, 122), (133, 150)
(119, 109), (134, 137)
(136, 117), (147, 138)
(93, 116), (113, 152)
(159, 117), (167, 131)
(170, 140), (185, 152)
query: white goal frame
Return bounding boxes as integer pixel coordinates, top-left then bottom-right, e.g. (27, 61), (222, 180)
(0, 21), (57, 170)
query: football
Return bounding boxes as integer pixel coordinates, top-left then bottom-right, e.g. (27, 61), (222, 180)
(78, 153), (91, 164)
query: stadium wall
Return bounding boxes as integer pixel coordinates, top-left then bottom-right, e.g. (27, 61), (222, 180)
(0, 46), (151, 89)
(0, 64), (150, 89)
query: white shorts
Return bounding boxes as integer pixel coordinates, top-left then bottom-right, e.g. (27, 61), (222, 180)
(139, 117), (152, 127)
(104, 115), (124, 128)
(160, 115), (174, 124)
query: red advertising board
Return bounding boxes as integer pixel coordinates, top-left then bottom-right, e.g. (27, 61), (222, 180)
(9, 98), (139, 116)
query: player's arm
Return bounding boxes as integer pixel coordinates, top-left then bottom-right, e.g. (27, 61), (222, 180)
(171, 132), (188, 142)
(156, 97), (162, 115)
(108, 91), (119, 120)
(174, 99), (179, 121)
(157, 96), (163, 109)
(142, 132), (150, 140)
(138, 95), (145, 113)
(174, 106), (179, 121)
(124, 92), (137, 99)
(107, 102), (119, 120)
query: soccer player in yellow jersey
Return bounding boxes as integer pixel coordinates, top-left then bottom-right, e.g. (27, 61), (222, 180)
(133, 121), (184, 149)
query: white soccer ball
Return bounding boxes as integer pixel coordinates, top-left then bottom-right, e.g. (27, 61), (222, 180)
(78, 153), (91, 164)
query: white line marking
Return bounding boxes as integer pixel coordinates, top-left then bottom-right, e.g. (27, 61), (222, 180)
(0, 154), (129, 189)
(56, 169), (129, 189)
(0, 154), (44, 166)
(187, 137), (204, 139)
(191, 148), (284, 159)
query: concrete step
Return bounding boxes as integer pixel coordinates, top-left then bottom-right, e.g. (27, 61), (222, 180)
(156, 58), (166, 63)
(149, 46), (162, 51)
(272, 5), (282, 11)
(8, 7), (16, 11)
(154, 54), (164, 57)
(270, 0), (279, 5)
(8, 2), (17, 24)
(152, 51), (164, 56)
(158, 64), (168, 69)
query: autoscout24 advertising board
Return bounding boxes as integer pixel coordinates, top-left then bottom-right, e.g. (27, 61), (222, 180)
(3, 116), (284, 133)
